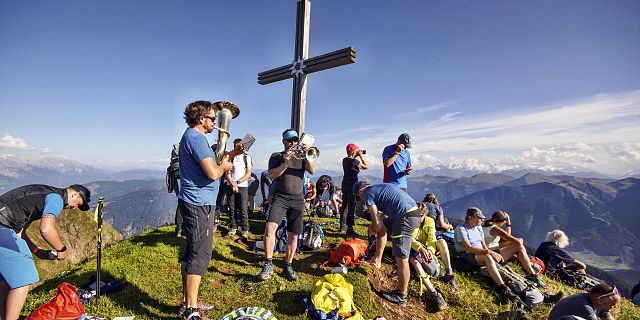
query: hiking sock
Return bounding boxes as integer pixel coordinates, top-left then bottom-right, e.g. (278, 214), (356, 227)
(265, 258), (273, 265)
(445, 267), (453, 276)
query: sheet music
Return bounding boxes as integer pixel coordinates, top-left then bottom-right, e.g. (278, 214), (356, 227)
(240, 133), (255, 151)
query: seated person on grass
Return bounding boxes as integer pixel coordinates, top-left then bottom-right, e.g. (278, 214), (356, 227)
(453, 207), (519, 303)
(482, 210), (545, 287)
(548, 283), (620, 320)
(535, 229), (587, 275)
(409, 202), (458, 311)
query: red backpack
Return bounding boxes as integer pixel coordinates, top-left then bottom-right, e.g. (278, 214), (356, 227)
(530, 256), (546, 275)
(26, 282), (85, 320)
(320, 238), (368, 267)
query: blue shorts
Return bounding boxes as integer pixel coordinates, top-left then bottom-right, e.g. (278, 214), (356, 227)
(0, 227), (39, 288)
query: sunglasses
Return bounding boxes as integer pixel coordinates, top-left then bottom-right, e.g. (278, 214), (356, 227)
(204, 115), (216, 121)
(286, 138), (299, 142)
(598, 286), (619, 300)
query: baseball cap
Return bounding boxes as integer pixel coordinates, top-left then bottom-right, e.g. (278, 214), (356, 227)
(346, 143), (359, 154)
(282, 129), (299, 140)
(352, 180), (369, 195)
(398, 133), (412, 148)
(69, 184), (91, 211)
(465, 207), (485, 219)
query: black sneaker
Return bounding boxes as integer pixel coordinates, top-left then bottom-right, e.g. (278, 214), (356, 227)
(283, 264), (298, 281)
(543, 291), (564, 304)
(527, 274), (545, 288)
(181, 307), (202, 320)
(380, 290), (407, 307)
(258, 262), (273, 281)
(339, 225), (348, 233)
(427, 290), (447, 312)
(440, 274), (458, 292)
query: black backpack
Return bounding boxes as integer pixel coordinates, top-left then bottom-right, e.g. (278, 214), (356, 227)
(166, 144), (180, 194)
(551, 268), (603, 291)
(497, 264), (543, 309)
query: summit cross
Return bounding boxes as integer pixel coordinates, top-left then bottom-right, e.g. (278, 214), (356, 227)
(257, 0), (356, 134)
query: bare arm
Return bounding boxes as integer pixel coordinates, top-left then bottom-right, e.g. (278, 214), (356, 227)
(358, 153), (368, 170)
(238, 162), (252, 183)
(304, 158), (316, 175)
(462, 240), (489, 255)
(490, 225), (521, 244)
(269, 151), (293, 180)
(200, 157), (232, 180)
(383, 144), (404, 168)
(39, 215), (65, 251)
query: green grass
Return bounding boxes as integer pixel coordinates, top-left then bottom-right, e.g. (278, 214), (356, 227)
(22, 214), (640, 320)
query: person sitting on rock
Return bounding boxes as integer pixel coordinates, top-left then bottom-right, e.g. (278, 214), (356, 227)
(453, 207), (519, 303)
(482, 210), (545, 287)
(409, 202), (457, 311)
(535, 229), (587, 275)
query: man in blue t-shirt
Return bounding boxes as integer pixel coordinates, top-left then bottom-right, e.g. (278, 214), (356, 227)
(382, 133), (413, 191)
(548, 283), (619, 320)
(453, 207), (519, 302)
(0, 184), (91, 320)
(354, 181), (420, 307)
(177, 100), (238, 320)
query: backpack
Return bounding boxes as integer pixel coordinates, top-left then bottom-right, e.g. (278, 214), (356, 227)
(552, 268), (603, 291)
(496, 264), (544, 309)
(166, 144), (180, 194)
(530, 256), (545, 275)
(320, 238), (368, 267)
(302, 221), (324, 251)
(26, 282), (85, 320)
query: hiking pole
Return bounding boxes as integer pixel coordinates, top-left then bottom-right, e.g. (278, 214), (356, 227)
(94, 197), (105, 299)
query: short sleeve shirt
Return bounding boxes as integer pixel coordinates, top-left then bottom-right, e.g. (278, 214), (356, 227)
(42, 194), (64, 218)
(382, 145), (411, 188)
(547, 293), (611, 320)
(231, 154), (252, 187)
(268, 152), (306, 198)
(425, 202), (442, 221)
(454, 223), (485, 253)
(535, 241), (576, 274)
(364, 183), (417, 221)
(178, 128), (219, 206)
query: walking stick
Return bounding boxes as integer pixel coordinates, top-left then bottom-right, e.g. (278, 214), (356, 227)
(94, 197), (105, 299)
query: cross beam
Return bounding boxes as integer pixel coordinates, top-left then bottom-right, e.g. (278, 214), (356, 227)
(257, 0), (356, 134)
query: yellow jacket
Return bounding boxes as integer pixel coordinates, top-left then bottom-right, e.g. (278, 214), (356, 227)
(411, 216), (437, 254)
(311, 273), (354, 315)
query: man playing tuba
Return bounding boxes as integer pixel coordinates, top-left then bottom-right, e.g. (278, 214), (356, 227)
(177, 100), (241, 320)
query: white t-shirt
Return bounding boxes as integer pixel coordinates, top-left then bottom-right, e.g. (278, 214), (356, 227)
(231, 153), (252, 187)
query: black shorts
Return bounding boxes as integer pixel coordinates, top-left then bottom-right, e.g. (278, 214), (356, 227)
(267, 193), (304, 235)
(459, 252), (482, 268)
(178, 199), (214, 276)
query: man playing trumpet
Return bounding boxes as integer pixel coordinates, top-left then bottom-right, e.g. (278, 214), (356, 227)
(258, 129), (316, 281)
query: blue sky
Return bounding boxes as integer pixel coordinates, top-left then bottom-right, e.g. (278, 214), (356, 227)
(1, 1), (639, 177)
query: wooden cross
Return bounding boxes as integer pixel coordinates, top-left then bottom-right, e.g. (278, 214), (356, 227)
(258, 0), (356, 134)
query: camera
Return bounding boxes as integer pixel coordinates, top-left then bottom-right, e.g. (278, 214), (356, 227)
(360, 150), (367, 155)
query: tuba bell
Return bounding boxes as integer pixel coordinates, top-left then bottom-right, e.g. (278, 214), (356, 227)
(212, 101), (240, 162)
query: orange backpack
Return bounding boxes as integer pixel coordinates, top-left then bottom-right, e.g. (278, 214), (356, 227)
(26, 282), (85, 320)
(320, 238), (368, 267)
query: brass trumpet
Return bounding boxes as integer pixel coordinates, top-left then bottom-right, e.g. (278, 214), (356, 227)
(293, 145), (320, 161)
(212, 101), (239, 162)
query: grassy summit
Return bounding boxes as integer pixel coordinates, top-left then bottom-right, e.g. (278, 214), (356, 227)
(22, 215), (640, 319)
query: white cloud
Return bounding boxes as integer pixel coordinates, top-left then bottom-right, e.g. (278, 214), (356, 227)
(436, 111), (462, 122)
(607, 142), (640, 162)
(0, 133), (29, 149)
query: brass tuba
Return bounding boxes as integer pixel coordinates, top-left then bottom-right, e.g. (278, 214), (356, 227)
(212, 101), (240, 162)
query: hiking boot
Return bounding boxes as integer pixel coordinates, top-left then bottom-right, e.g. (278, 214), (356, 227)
(211, 223), (218, 233)
(241, 231), (249, 239)
(427, 290), (447, 312)
(181, 307), (202, 320)
(339, 225), (348, 233)
(440, 274), (458, 292)
(179, 300), (215, 315)
(346, 228), (361, 238)
(543, 291), (564, 304)
(498, 285), (519, 303)
(380, 290), (407, 307)
(283, 264), (298, 281)
(258, 262), (273, 281)
(228, 228), (237, 236)
(527, 274), (546, 288)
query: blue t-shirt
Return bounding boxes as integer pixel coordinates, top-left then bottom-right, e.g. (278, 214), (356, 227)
(548, 292), (611, 320)
(382, 145), (411, 188)
(364, 183), (417, 221)
(454, 222), (484, 253)
(42, 194), (64, 218)
(178, 128), (219, 206)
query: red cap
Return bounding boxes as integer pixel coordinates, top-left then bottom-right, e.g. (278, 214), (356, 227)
(346, 143), (359, 154)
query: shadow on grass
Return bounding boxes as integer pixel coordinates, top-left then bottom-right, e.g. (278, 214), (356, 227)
(128, 227), (184, 250)
(29, 270), (175, 319)
(272, 290), (309, 317)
